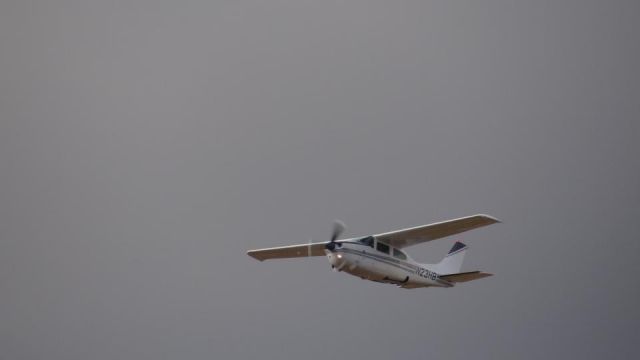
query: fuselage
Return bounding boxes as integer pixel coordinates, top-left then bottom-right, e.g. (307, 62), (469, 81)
(325, 237), (454, 289)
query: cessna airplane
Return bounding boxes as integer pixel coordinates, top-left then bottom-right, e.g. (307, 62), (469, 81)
(247, 214), (500, 289)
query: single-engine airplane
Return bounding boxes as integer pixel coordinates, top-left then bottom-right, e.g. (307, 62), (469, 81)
(247, 214), (500, 289)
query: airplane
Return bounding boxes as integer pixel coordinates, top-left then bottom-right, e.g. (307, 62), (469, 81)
(247, 214), (501, 289)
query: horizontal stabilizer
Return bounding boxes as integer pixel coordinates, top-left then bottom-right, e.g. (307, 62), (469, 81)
(439, 271), (493, 283)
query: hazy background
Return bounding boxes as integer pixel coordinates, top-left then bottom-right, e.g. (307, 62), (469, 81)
(1, 1), (639, 359)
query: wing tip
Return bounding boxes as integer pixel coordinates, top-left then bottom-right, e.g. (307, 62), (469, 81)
(476, 214), (502, 224)
(246, 250), (264, 261)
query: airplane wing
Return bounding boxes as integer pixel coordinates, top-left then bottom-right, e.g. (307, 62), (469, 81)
(247, 241), (332, 261)
(374, 214), (500, 249)
(439, 271), (493, 283)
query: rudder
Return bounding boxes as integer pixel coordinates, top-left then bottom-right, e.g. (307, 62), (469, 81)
(436, 241), (468, 274)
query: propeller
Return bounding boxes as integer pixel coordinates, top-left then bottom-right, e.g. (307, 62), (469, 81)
(325, 220), (345, 252)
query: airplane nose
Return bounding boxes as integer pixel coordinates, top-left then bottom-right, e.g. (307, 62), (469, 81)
(325, 250), (345, 270)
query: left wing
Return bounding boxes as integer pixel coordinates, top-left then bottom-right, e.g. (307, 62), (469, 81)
(247, 241), (332, 261)
(374, 214), (500, 249)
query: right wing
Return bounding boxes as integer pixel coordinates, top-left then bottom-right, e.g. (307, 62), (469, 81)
(374, 214), (500, 249)
(247, 241), (331, 261)
(439, 271), (493, 283)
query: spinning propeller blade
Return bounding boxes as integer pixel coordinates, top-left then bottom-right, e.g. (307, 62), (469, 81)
(325, 220), (346, 251)
(331, 220), (345, 242)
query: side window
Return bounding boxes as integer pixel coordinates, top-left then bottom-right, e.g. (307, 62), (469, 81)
(376, 241), (390, 254)
(393, 248), (407, 260)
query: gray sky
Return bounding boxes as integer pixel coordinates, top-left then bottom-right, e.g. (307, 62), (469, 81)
(1, 1), (639, 359)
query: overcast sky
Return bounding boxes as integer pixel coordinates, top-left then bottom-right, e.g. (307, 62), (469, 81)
(1, 1), (639, 359)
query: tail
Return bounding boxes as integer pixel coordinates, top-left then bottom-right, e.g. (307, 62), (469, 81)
(436, 241), (468, 274)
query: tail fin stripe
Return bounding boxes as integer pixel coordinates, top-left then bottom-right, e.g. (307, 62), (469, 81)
(447, 241), (467, 256)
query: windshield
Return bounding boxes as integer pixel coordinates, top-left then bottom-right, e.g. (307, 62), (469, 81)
(357, 236), (374, 248)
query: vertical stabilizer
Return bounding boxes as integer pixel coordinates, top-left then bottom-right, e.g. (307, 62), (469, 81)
(436, 242), (468, 274)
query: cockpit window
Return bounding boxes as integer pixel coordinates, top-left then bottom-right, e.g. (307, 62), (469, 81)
(357, 236), (374, 248)
(376, 241), (390, 254)
(392, 248), (407, 260)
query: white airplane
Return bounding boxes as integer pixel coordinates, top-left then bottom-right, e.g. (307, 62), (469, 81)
(247, 214), (501, 289)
